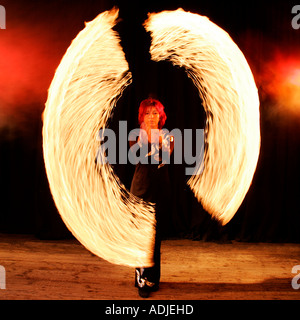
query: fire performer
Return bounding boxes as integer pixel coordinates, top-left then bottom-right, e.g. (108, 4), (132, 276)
(129, 98), (174, 298)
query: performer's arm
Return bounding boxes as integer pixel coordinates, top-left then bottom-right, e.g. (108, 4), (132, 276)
(161, 135), (174, 155)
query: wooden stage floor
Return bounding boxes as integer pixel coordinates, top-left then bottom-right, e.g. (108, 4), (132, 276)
(0, 234), (299, 300)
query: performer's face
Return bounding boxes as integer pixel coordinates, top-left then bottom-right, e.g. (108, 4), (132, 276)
(144, 107), (160, 129)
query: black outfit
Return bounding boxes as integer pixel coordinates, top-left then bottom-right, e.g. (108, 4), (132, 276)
(130, 138), (171, 290)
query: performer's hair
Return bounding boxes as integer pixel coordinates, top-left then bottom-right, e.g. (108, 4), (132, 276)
(138, 98), (167, 129)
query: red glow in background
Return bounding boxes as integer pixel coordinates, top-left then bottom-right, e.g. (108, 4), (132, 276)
(0, 25), (55, 113)
(261, 51), (300, 117)
(0, 0), (90, 130)
(238, 27), (300, 122)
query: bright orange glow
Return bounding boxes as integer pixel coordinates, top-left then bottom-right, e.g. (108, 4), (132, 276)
(145, 9), (260, 225)
(288, 69), (300, 86)
(262, 52), (300, 117)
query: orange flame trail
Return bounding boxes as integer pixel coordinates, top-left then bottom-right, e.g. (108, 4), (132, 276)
(43, 8), (260, 266)
(43, 8), (156, 267)
(145, 9), (260, 225)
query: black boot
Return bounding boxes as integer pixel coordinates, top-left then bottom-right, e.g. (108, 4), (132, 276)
(135, 268), (159, 298)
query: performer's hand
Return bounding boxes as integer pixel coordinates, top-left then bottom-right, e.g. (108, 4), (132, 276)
(149, 129), (160, 144)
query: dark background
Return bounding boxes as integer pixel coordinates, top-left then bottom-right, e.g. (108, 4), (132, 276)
(0, 0), (300, 242)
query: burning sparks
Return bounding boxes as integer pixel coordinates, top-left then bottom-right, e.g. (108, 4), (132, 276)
(145, 9), (260, 225)
(43, 8), (260, 266)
